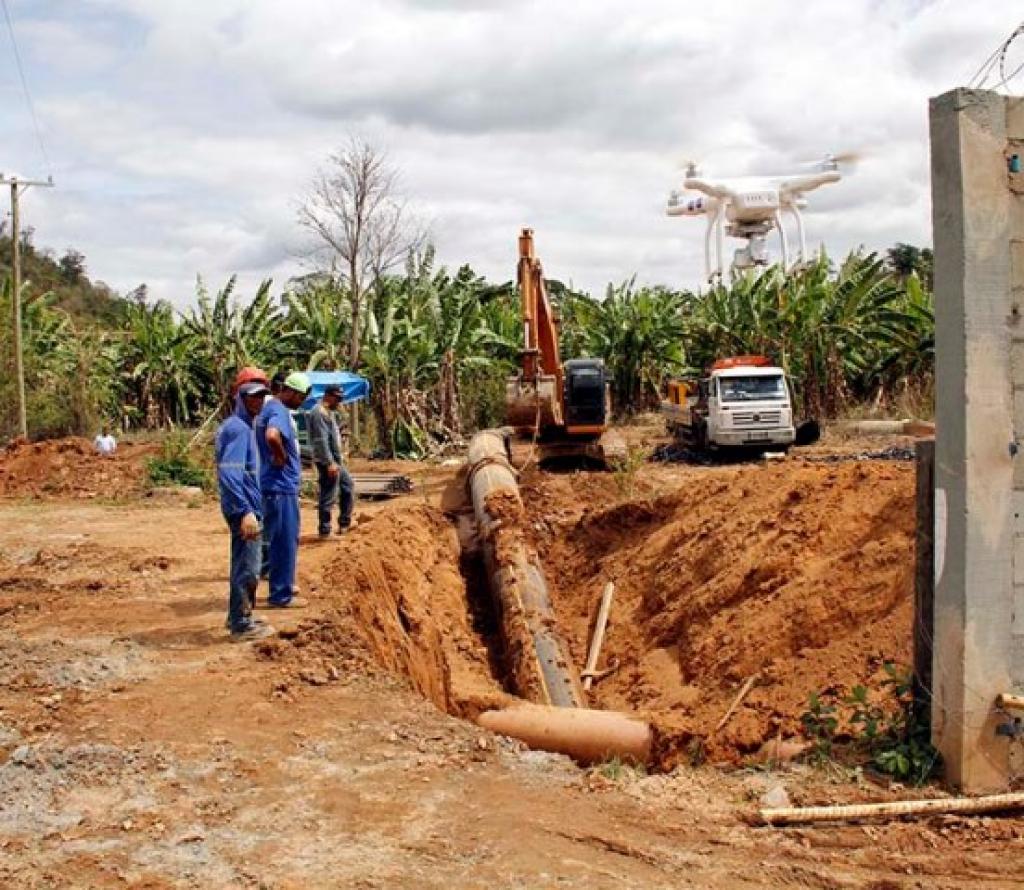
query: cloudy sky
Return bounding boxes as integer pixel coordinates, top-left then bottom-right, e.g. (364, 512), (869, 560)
(0, 0), (1020, 304)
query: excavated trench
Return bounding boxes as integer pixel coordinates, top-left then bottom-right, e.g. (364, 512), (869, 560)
(267, 455), (917, 770)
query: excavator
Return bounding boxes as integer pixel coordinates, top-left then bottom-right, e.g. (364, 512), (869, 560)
(505, 228), (625, 467)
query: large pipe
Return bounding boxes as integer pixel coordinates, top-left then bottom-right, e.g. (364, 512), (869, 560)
(829, 419), (935, 436)
(478, 704), (652, 766)
(467, 429), (583, 708)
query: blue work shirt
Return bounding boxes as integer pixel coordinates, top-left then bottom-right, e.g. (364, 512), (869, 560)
(215, 391), (262, 519)
(255, 398), (302, 495)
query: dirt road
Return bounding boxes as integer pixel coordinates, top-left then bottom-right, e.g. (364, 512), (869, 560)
(1, 446), (1023, 887)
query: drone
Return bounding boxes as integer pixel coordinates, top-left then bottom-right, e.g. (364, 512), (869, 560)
(665, 153), (854, 280)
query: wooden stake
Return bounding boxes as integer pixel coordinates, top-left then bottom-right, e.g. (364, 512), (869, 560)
(714, 673), (759, 734)
(582, 582), (615, 692)
(759, 791), (1024, 826)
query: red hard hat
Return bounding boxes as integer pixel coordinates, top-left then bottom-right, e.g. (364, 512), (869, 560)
(233, 366), (269, 393)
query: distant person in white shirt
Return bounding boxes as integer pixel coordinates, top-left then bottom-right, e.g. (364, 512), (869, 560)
(94, 426), (117, 456)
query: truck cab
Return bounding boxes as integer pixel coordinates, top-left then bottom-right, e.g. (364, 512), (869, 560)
(702, 363), (795, 449)
(662, 356), (796, 452)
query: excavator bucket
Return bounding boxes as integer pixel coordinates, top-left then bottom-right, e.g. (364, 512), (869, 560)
(505, 374), (561, 433)
(535, 429), (626, 468)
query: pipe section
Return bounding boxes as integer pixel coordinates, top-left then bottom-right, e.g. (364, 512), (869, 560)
(478, 703), (652, 766)
(467, 429), (583, 708)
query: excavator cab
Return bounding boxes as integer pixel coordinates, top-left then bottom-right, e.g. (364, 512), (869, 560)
(563, 359), (608, 430)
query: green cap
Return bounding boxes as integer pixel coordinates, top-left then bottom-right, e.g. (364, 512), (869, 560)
(283, 371), (311, 394)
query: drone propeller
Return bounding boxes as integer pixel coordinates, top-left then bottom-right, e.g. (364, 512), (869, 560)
(798, 150), (865, 171)
(676, 157), (702, 177)
(829, 150), (863, 164)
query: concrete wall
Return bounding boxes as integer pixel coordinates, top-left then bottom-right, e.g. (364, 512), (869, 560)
(930, 89), (1024, 791)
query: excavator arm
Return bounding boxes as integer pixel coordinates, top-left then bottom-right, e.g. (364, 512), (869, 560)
(517, 228), (563, 383)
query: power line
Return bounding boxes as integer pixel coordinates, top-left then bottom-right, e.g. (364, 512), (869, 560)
(1, 0), (52, 175)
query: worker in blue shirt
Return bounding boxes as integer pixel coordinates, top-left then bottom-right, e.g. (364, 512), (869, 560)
(255, 371), (310, 608)
(215, 375), (274, 640)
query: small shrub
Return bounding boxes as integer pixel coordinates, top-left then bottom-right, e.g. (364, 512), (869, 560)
(800, 691), (839, 764)
(859, 665), (940, 785)
(686, 737), (707, 768)
(146, 432), (211, 490)
(799, 664), (940, 786)
(610, 444), (648, 499)
(596, 755), (647, 782)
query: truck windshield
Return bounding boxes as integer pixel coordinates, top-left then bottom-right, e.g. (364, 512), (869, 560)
(718, 375), (786, 402)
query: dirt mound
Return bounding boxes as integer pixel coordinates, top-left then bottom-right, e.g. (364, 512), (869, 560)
(533, 459), (914, 766)
(0, 437), (154, 499)
(263, 503), (508, 716)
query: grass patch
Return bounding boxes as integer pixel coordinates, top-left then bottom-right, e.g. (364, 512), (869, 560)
(146, 432), (212, 490)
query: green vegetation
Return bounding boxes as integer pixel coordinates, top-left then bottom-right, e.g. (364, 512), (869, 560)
(145, 432), (212, 490)
(595, 755), (647, 782)
(800, 665), (940, 785)
(0, 228), (129, 323)
(610, 444), (649, 500)
(559, 251), (933, 419)
(0, 232), (934, 455)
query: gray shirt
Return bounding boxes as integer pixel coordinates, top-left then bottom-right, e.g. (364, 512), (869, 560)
(308, 402), (342, 465)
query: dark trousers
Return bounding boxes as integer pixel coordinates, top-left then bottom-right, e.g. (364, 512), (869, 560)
(225, 513), (260, 632)
(263, 492), (300, 604)
(316, 462), (353, 534)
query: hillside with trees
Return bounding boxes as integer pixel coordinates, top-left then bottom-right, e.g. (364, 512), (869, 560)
(0, 224), (129, 324)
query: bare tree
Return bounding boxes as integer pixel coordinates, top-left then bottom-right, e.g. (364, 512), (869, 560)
(298, 138), (422, 365)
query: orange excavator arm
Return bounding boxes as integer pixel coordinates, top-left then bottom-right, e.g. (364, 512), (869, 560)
(517, 228), (562, 383)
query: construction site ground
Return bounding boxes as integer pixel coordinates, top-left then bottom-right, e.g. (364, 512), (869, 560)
(1, 424), (1022, 888)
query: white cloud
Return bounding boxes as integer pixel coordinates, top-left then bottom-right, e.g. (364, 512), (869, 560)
(1, 0), (1020, 304)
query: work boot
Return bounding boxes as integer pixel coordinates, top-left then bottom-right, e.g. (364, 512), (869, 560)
(255, 586), (302, 609)
(230, 622), (275, 642)
(225, 614), (267, 630)
(267, 595), (309, 610)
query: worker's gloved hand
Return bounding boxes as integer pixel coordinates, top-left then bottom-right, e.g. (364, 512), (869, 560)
(240, 512), (261, 541)
(327, 463), (340, 480)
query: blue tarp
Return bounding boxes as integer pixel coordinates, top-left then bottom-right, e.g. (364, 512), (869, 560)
(300, 370), (370, 409)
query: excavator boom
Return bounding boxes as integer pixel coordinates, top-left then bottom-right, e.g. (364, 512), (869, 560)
(506, 228), (563, 431)
(517, 229), (562, 380)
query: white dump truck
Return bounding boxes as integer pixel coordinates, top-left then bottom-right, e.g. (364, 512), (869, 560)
(661, 355), (797, 452)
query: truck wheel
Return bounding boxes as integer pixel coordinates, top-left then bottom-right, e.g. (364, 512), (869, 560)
(695, 423), (708, 452)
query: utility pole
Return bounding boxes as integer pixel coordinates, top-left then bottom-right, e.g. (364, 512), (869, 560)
(2, 173), (54, 438)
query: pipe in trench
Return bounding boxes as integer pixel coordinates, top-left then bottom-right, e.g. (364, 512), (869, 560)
(467, 428), (583, 708)
(466, 429), (654, 767)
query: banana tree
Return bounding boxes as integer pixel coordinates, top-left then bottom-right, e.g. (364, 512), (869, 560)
(120, 299), (199, 427)
(283, 280), (352, 371)
(560, 280), (691, 415)
(183, 276), (294, 414)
